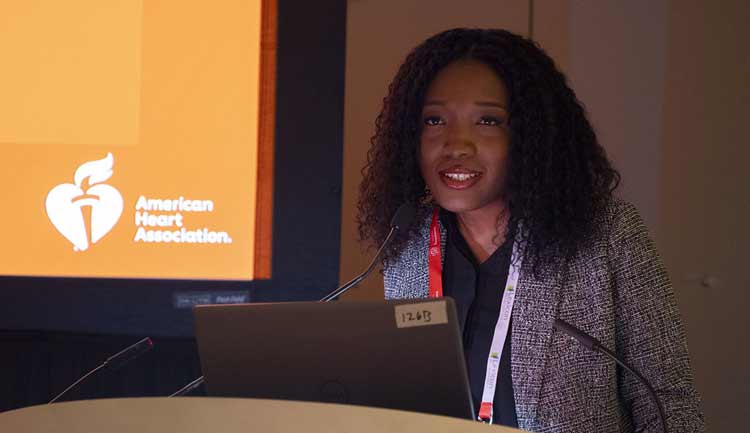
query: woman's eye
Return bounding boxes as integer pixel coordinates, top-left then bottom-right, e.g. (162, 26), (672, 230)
(423, 116), (444, 126)
(478, 116), (503, 126)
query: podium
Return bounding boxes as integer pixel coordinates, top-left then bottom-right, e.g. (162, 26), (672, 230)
(0, 397), (521, 432)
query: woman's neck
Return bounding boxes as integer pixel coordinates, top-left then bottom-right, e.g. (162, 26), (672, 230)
(455, 202), (508, 263)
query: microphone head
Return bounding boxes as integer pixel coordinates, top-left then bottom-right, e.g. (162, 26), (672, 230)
(389, 203), (417, 233)
(553, 319), (598, 350)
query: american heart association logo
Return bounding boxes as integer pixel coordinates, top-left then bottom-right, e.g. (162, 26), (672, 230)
(45, 153), (123, 252)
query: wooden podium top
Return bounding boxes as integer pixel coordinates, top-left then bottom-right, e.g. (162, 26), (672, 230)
(0, 397), (520, 433)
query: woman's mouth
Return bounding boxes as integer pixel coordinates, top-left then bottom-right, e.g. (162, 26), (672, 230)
(439, 169), (482, 189)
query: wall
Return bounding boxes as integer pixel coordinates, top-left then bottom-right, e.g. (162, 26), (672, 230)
(566, 0), (667, 232)
(659, 1), (750, 431)
(558, 2), (749, 431)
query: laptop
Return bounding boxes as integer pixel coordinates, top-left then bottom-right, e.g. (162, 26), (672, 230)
(193, 297), (474, 419)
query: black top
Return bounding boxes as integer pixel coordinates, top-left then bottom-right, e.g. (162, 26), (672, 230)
(440, 210), (518, 427)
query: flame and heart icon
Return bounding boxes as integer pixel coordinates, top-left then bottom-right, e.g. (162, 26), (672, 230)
(45, 153), (123, 251)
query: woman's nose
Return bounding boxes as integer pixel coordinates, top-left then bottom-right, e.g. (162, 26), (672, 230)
(444, 124), (476, 158)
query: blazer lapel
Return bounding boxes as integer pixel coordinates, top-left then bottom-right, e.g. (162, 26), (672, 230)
(384, 211), (434, 299)
(510, 260), (562, 430)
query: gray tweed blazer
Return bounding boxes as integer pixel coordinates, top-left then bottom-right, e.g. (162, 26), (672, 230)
(384, 199), (704, 432)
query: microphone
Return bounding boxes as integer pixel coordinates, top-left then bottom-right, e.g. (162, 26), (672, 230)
(49, 337), (154, 404)
(553, 319), (667, 433)
(169, 204), (418, 397)
(320, 203), (417, 302)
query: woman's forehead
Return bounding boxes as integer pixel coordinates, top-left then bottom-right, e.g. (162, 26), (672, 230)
(424, 60), (508, 106)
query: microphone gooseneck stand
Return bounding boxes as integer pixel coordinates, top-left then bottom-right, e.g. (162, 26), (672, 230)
(169, 375), (206, 398)
(553, 319), (667, 433)
(319, 224), (397, 302)
(49, 337), (154, 404)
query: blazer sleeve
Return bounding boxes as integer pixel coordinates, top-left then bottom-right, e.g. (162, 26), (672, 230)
(608, 201), (705, 432)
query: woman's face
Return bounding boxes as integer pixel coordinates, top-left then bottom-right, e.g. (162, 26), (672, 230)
(419, 59), (510, 216)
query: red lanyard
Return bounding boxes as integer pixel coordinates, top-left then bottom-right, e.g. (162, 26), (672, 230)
(428, 208), (444, 298)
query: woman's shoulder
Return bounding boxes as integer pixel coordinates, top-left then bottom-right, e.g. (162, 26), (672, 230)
(598, 196), (653, 245)
(553, 197), (653, 270)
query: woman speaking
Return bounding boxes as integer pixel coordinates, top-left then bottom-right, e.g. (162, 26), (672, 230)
(357, 28), (704, 432)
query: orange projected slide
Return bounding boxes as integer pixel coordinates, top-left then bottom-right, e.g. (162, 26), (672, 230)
(0, 0), (275, 280)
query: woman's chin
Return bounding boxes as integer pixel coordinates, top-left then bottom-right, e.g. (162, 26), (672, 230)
(432, 196), (481, 214)
(432, 193), (506, 217)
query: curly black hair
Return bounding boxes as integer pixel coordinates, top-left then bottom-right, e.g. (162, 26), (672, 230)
(357, 28), (620, 271)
